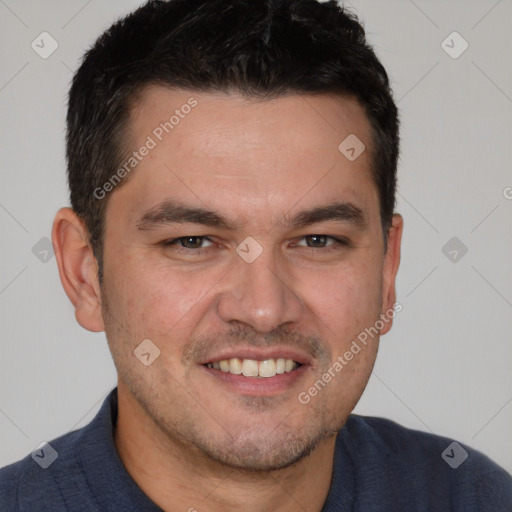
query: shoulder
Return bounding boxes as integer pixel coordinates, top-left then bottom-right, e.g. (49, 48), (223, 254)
(0, 427), (86, 511)
(338, 415), (512, 510)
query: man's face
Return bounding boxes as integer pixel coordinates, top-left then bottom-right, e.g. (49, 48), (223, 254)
(99, 86), (400, 471)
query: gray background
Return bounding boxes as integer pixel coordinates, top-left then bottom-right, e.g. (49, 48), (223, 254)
(1, 0), (511, 472)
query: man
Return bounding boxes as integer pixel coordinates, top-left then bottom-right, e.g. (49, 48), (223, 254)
(1, 0), (510, 510)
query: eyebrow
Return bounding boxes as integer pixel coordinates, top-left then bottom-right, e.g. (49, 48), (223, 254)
(136, 199), (367, 232)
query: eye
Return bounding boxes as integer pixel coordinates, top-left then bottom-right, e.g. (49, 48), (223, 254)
(162, 236), (215, 250)
(295, 235), (348, 249)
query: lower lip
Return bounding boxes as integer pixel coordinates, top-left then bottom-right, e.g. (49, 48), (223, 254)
(200, 364), (309, 396)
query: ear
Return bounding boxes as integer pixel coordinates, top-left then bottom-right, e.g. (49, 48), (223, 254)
(380, 213), (403, 335)
(51, 207), (105, 332)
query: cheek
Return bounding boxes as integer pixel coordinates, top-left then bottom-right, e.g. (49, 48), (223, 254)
(300, 258), (383, 340)
(309, 263), (382, 406)
(115, 260), (221, 340)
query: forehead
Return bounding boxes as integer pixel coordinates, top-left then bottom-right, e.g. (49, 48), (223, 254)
(109, 85), (379, 229)
(131, 85), (371, 157)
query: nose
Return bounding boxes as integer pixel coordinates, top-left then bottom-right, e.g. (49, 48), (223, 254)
(216, 248), (304, 333)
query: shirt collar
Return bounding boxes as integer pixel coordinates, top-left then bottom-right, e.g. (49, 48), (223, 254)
(77, 387), (353, 512)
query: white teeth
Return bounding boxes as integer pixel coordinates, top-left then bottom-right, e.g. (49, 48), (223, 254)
(241, 358), (259, 377)
(229, 357), (242, 374)
(206, 357), (299, 377)
(259, 359), (277, 378)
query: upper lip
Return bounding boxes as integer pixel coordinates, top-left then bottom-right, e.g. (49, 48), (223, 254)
(198, 347), (312, 366)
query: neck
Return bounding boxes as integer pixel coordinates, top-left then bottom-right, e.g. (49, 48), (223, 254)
(114, 383), (336, 512)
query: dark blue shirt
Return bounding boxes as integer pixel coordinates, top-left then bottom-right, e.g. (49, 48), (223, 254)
(1, 388), (511, 511)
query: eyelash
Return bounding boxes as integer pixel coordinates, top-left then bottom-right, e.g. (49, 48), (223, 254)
(161, 235), (349, 253)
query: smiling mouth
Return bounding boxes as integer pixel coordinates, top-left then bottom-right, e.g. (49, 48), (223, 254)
(203, 358), (302, 378)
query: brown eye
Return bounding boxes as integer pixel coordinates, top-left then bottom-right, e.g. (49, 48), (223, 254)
(296, 235), (348, 248)
(305, 235), (328, 247)
(162, 236), (214, 250)
(179, 236), (205, 248)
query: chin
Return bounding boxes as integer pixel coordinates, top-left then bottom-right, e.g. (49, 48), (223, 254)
(199, 436), (317, 472)
(187, 419), (339, 472)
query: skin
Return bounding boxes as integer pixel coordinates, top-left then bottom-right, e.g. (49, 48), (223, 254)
(52, 87), (403, 512)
